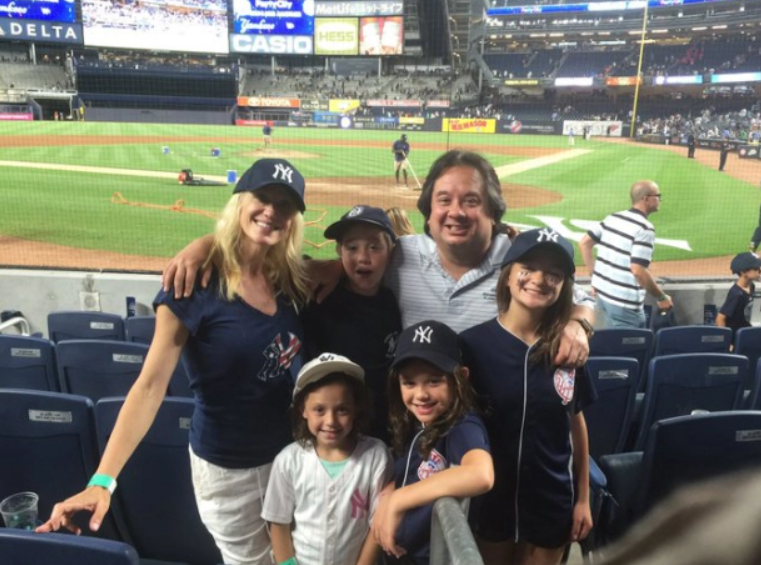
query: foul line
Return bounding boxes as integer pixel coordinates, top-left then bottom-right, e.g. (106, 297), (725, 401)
(0, 160), (228, 183)
(494, 149), (592, 177)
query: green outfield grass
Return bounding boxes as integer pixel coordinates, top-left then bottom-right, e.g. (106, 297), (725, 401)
(0, 121), (757, 267)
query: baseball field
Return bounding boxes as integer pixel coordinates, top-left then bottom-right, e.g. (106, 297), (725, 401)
(1, 121), (758, 277)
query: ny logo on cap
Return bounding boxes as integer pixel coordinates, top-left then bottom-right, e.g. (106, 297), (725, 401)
(318, 353), (336, 362)
(348, 206), (364, 218)
(273, 163), (293, 184)
(537, 228), (559, 243)
(413, 326), (433, 344)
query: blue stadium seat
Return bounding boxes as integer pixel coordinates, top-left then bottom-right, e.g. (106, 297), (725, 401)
(124, 316), (155, 345)
(48, 312), (125, 344)
(635, 353), (747, 449)
(124, 317), (192, 398)
(0, 390), (119, 540)
(583, 357), (640, 459)
(0, 335), (58, 392)
(652, 325), (732, 357)
(746, 358), (761, 411)
(735, 326), (761, 389)
(0, 529), (138, 565)
(56, 340), (149, 402)
(589, 328), (652, 388)
(96, 398), (221, 565)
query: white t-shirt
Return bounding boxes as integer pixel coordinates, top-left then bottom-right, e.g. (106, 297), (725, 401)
(262, 436), (393, 565)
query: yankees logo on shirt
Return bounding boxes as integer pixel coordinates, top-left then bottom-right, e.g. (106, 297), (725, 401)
(554, 367), (576, 405)
(418, 448), (447, 480)
(258, 332), (302, 381)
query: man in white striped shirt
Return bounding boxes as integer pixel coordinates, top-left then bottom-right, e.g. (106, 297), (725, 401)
(579, 180), (673, 329)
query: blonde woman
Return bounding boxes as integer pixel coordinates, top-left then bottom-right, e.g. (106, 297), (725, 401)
(38, 159), (309, 565)
(384, 206), (415, 237)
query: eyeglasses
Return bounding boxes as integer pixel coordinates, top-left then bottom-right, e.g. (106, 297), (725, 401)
(647, 194), (663, 200)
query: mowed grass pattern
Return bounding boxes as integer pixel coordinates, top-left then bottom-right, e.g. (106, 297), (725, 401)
(0, 122), (755, 264)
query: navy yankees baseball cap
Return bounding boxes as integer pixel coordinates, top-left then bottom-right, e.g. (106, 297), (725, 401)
(730, 252), (761, 275)
(233, 158), (306, 212)
(324, 205), (397, 243)
(293, 353), (365, 399)
(501, 228), (576, 276)
(391, 320), (461, 374)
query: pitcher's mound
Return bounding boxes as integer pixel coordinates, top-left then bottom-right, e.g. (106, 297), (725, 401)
(239, 149), (320, 159)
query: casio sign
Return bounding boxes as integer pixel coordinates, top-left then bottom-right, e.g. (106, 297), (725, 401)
(230, 34), (312, 54)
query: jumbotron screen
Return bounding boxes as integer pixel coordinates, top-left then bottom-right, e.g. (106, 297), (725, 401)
(0, 0), (76, 22)
(82, 0), (230, 54)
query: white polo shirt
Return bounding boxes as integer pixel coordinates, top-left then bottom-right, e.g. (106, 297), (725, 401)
(385, 234), (593, 333)
(262, 436), (392, 565)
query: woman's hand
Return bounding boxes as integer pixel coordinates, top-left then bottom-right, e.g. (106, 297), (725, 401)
(35, 487), (112, 535)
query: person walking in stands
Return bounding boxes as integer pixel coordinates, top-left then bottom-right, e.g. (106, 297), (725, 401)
(37, 159), (310, 565)
(375, 320), (494, 565)
(687, 133), (696, 158)
(461, 229), (596, 565)
(716, 252), (761, 342)
(392, 134), (411, 188)
(300, 205), (402, 442)
(263, 123), (273, 150)
(719, 137), (731, 171)
(262, 354), (392, 565)
(579, 180), (673, 329)
(162, 151), (594, 365)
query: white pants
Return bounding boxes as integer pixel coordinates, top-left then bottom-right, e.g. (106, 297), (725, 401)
(189, 447), (273, 565)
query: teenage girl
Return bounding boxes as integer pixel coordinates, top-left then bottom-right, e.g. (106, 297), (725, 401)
(262, 353), (393, 565)
(460, 228), (597, 565)
(374, 320), (494, 565)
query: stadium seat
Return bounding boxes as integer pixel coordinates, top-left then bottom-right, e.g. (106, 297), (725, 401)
(634, 353), (747, 449)
(599, 411), (761, 540)
(583, 357), (640, 459)
(48, 312), (125, 344)
(56, 340), (149, 402)
(124, 316), (192, 398)
(652, 325), (732, 357)
(735, 326), (761, 389)
(0, 529), (138, 565)
(0, 334), (58, 392)
(745, 358), (761, 411)
(96, 398), (221, 565)
(0, 390), (119, 540)
(589, 328), (652, 389)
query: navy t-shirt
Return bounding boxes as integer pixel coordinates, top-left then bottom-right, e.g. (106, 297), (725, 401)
(393, 412), (490, 565)
(154, 273), (303, 469)
(392, 140), (410, 162)
(719, 282), (754, 337)
(460, 318), (597, 548)
(300, 282), (401, 442)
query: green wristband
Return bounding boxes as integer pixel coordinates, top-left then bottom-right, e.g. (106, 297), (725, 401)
(88, 473), (117, 495)
(278, 558), (298, 565)
(658, 294), (668, 301)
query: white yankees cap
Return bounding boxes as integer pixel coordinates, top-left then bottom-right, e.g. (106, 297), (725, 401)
(293, 353), (365, 399)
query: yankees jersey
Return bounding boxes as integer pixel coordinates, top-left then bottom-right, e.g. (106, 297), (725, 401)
(719, 282), (754, 338)
(393, 412), (490, 565)
(262, 436), (392, 565)
(154, 271), (303, 469)
(301, 282), (401, 442)
(460, 319), (597, 548)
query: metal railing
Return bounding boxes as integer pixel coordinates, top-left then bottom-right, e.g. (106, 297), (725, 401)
(430, 497), (485, 565)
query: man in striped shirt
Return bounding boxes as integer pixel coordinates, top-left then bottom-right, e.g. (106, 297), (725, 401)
(579, 180), (673, 329)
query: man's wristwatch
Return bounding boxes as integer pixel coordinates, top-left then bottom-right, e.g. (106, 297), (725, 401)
(573, 318), (595, 338)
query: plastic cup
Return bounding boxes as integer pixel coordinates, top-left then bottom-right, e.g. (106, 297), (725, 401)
(0, 492), (39, 530)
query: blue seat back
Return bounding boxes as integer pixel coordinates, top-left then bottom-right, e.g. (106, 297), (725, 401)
(0, 335), (58, 392)
(735, 326), (761, 390)
(639, 411), (761, 512)
(124, 316), (155, 345)
(96, 398), (221, 565)
(636, 353), (747, 449)
(48, 312), (125, 344)
(0, 390), (119, 540)
(0, 530), (138, 565)
(653, 326), (732, 357)
(56, 340), (149, 402)
(583, 357), (640, 459)
(589, 328), (652, 389)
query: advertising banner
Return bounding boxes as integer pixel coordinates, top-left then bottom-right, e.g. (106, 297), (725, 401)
(503, 78), (540, 86)
(233, 0), (313, 36)
(442, 118), (496, 133)
(314, 18), (359, 56)
(399, 117), (425, 125)
(605, 76), (641, 86)
(0, 20), (82, 44)
(315, 1), (404, 17)
(237, 97), (300, 108)
(426, 100), (450, 108)
(367, 99), (421, 107)
(328, 98), (360, 113)
(563, 120), (622, 137)
(358, 16), (402, 56)
(230, 34), (313, 54)
(300, 99), (329, 111)
(738, 145), (761, 160)
(497, 119), (561, 135)
(555, 77), (594, 87)
(0, 113), (33, 121)
(235, 119), (271, 126)
(653, 75), (702, 85)
(0, 0), (75, 22)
